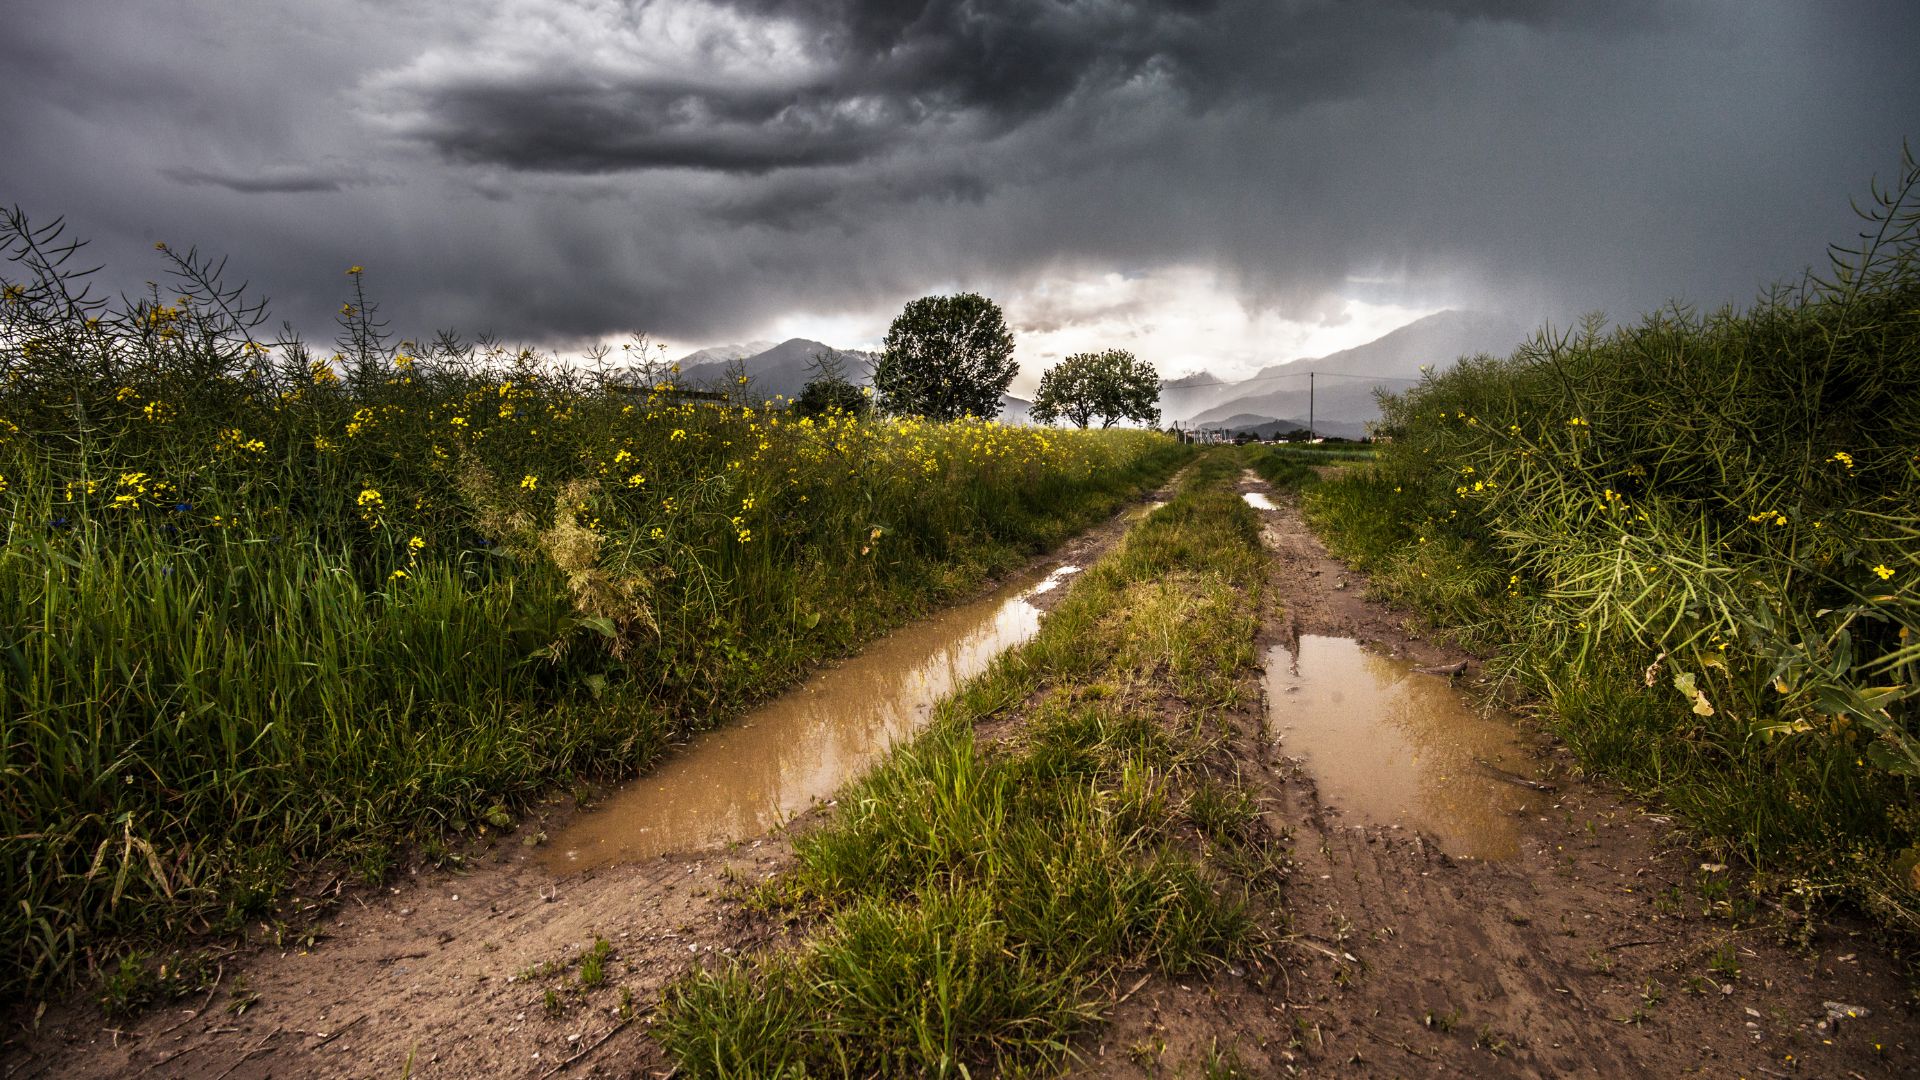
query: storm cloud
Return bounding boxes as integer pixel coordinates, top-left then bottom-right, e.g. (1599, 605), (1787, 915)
(1, 0), (1916, 368)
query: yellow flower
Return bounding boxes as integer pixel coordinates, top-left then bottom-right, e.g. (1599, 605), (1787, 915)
(670, 429), (687, 441)
(625, 473), (646, 488)
(407, 536), (426, 555)
(357, 488), (384, 508)
(520, 474), (538, 491)
(649, 527), (666, 540)
(1830, 451), (1854, 469)
(347, 265), (364, 275)
(1872, 564), (1895, 580)
(388, 568), (408, 581)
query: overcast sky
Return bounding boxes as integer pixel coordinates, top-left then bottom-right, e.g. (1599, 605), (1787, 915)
(3, 0), (1916, 387)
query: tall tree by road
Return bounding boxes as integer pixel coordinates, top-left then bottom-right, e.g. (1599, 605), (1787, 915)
(873, 293), (1017, 420)
(1029, 349), (1162, 428)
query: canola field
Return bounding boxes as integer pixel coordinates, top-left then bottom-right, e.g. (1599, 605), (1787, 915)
(0, 226), (1184, 996)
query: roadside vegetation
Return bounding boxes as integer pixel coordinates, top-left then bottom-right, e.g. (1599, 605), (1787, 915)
(657, 453), (1282, 1077)
(1304, 151), (1920, 936)
(0, 211), (1188, 1001)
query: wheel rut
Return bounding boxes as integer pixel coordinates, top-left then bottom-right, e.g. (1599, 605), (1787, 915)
(1079, 466), (1916, 1078)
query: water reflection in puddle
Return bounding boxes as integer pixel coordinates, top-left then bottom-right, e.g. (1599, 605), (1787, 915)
(1242, 491), (1277, 510)
(1028, 565), (1081, 594)
(1122, 501), (1167, 524)
(1265, 636), (1545, 859)
(545, 565), (1065, 869)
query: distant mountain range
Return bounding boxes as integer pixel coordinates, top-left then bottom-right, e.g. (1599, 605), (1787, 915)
(1164, 309), (1524, 436)
(675, 338), (870, 401)
(675, 340), (778, 368)
(664, 309), (1520, 431)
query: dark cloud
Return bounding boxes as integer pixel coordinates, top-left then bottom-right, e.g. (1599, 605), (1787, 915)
(378, 1), (1637, 176)
(160, 167), (360, 195)
(381, 0), (1216, 174)
(1, 0), (1917, 355)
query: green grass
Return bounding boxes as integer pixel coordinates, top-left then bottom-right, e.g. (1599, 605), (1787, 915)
(1302, 150), (1920, 934)
(1256, 441), (1377, 462)
(655, 452), (1280, 1078)
(1246, 443), (1360, 491)
(0, 210), (1192, 1000)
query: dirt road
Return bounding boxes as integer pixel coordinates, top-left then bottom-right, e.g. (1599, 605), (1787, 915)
(6, 465), (1915, 1078)
(1076, 469), (1916, 1077)
(2, 481), (1177, 1080)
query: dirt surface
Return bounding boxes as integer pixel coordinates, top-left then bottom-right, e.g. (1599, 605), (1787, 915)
(1076, 468), (1919, 1078)
(0, 477), (1184, 1080)
(9, 464), (1916, 1079)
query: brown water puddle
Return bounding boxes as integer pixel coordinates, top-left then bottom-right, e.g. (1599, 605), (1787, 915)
(545, 564), (1079, 870)
(1265, 635), (1546, 859)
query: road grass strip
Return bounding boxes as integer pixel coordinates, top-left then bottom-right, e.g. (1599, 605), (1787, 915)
(656, 451), (1281, 1078)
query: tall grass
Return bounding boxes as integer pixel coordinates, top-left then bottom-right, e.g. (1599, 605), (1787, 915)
(0, 210), (1189, 998)
(656, 453), (1276, 1077)
(1306, 149), (1920, 931)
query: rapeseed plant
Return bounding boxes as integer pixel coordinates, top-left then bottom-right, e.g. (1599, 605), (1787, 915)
(1306, 146), (1920, 935)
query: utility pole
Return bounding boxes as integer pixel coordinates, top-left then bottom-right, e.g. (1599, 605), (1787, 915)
(1308, 372), (1315, 441)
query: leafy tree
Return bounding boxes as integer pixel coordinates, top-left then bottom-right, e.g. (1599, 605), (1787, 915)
(793, 349), (872, 418)
(1028, 349), (1161, 428)
(872, 293), (1016, 420)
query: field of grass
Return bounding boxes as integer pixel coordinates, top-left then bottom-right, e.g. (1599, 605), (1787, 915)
(656, 453), (1281, 1077)
(1257, 441), (1378, 462)
(0, 213), (1189, 1000)
(1303, 154), (1920, 935)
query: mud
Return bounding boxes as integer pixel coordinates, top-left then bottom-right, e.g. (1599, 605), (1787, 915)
(546, 563), (1074, 869)
(1077, 466), (1918, 1078)
(1266, 634), (1545, 860)
(1, 479), (1181, 1080)
(9, 463), (1915, 1079)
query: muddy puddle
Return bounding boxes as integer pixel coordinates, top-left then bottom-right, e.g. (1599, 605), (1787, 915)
(1265, 635), (1546, 858)
(545, 564), (1079, 870)
(1122, 500), (1167, 523)
(1242, 491), (1278, 510)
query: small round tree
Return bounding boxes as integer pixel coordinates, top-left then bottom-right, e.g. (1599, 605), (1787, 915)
(793, 349), (872, 418)
(1029, 349), (1161, 428)
(872, 293), (1017, 421)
